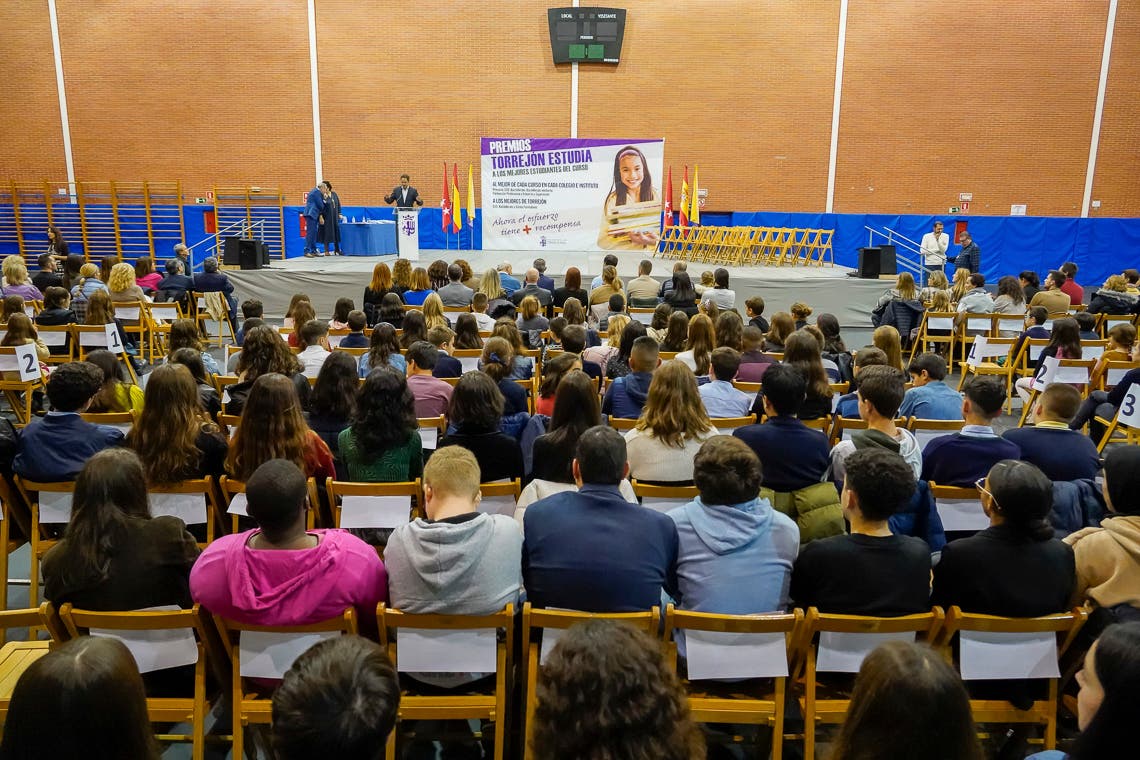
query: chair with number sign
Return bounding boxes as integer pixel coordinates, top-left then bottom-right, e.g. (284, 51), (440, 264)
(1095, 382), (1140, 452)
(520, 603), (661, 760)
(0, 345), (46, 426)
(664, 605), (803, 760)
(378, 603), (515, 760)
(932, 606), (1087, 751)
(73, 324), (139, 383)
(1016, 358), (1096, 427)
(796, 606), (945, 759)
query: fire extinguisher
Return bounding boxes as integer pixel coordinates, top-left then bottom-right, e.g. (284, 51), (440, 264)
(299, 214), (308, 237)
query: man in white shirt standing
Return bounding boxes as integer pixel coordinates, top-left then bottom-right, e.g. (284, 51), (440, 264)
(920, 220), (949, 276)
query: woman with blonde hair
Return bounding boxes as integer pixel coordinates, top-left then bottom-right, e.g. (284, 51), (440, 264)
(361, 263), (400, 326)
(872, 324), (904, 370)
(421, 292), (450, 330)
(920, 269), (952, 302)
(584, 314), (629, 369)
(106, 262), (148, 303)
(70, 262), (108, 320)
(1089, 273), (1139, 315)
(391, 258), (413, 293)
(625, 361), (714, 483)
(516, 294), (549, 337)
(588, 264), (624, 306)
(764, 312), (795, 353)
(490, 319), (535, 380)
(402, 267), (432, 306)
(477, 268), (511, 317)
(784, 329), (835, 419)
(1, 255), (43, 301)
(790, 301), (813, 330)
(874, 272), (918, 310)
(675, 313), (715, 375)
(949, 268), (972, 303)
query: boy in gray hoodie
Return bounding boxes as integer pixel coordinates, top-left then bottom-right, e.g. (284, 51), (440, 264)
(829, 365), (922, 486)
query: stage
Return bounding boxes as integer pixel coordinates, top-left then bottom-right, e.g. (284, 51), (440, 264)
(226, 250), (889, 338)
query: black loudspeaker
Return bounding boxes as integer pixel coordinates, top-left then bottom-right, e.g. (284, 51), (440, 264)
(857, 247), (882, 278)
(239, 240), (269, 270)
(222, 236), (242, 266)
(878, 244), (897, 276)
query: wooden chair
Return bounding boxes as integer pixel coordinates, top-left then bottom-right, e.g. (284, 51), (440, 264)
(1094, 359), (1140, 391)
(520, 603), (660, 760)
(13, 477), (76, 608)
(80, 410), (135, 434)
(708, 415), (756, 435)
(479, 479), (521, 517)
(37, 324), (74, 364)
(1016, 358), (1096, 427)
(213, 609), (357, 760)
(606, 415), (640, 431)
(798, 607), (944, 759)
(905, 418), (965, 452)
(0, 605), (58, 716)
(417, 415), (447, 454)
(0, 346), (46, 426)
(829, 416), (907, 447)
(144, 301), (183, 361)
(59, 604), (216, 760)
(956, 336), (1017, 412)
(630, 480), (698, 514)
(219, 476), (319, 533)
(325, 478), (422, 531)
(1010, 338), (1051, 381)
(213, 375), (240, 413)
(378, 604), (514, 760)
(664, 606), (803, 760)
(955, 313), (997, 366)
(73, 324), (138, 383)
(908, 311), (956, 366)
(149, 477), (222, 547)
(1098, 313), (1134, 338)
(1094, 387), (1140, 451)
(1080, 339), (1109, 362)
(929, 482), (989, 535)
(933, 606), (1088, 750)
(191, 294), (236, 347)
(452, 348), (483, 374)
(114, 300), (148, 357)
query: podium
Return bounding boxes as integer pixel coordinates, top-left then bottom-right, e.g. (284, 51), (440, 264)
(396, 208), (420, 261)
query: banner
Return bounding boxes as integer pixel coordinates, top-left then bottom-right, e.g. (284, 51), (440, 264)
(481, 137), (664, 251)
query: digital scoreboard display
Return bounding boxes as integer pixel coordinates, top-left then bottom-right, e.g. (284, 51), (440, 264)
(548, 7), (627, 64)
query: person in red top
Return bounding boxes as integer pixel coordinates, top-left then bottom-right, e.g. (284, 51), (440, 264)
(1060, 261), (1084, 306)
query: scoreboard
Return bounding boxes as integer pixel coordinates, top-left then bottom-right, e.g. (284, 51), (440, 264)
(547, 7), (627, 64)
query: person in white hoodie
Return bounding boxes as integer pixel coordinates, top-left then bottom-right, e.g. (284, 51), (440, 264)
(384, 445), (522, 689)
(667, 437), (799, 654)
(829, 366), (922, 486)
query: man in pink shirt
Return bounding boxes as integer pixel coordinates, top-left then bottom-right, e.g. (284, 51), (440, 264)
(190, 459), (387, 629)
(406, 341), (454, 418)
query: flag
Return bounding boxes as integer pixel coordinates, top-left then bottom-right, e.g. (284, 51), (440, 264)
(466, 164), (476, 227)
(679, 165), (689, 227)
(451, 163), (462, 233)
(663, 166), (673, 228)
(690, 165), (700, 225)
(441, 162), (452, 231)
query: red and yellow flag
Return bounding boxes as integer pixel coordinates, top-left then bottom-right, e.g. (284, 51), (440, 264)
(451, 164), (462, 233)
(690, 165), (700, 225)
(679, 165), (690, 227)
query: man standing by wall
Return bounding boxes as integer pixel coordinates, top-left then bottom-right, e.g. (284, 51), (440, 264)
(920, 221), (949, 276)
(303, 182), (327, 258)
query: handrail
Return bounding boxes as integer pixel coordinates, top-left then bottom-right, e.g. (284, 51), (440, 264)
(864, 225), (926, 285)
(184, 219), (266, 272)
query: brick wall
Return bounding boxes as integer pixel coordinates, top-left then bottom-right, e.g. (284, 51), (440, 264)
(1, 1), (1137, 216)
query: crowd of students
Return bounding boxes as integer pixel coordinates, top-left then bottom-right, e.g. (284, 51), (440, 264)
(2, 251), (1139, 758)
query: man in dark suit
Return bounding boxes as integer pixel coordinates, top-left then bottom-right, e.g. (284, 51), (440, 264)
(383, 174), (425, 209)
(193, 257), (238, 324)
(533, 258), (556, 292)
(14, 362), (124, 482)
(302, 183), (327, 258)
(318, 180), (341, 256)
(509, 269), (553, 308)
(522, 426), (679, 611)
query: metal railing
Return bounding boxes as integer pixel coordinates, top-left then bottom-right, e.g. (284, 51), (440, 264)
(864, 225), (926, 285)
(185, 219), (267, 273)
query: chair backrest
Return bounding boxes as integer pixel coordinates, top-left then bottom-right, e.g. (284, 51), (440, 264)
(664, 606), (802, 680)
(74, 323), (125, 354)
(607, 415), (640, 431)
(1103, 360), (1140, 390)
(965, 336), (1015, 365)
(925, 311), (957, 333)
(708, 415), (756, 435)
(220, 476), (318, 531)
(0, 346), (44, 382)
(479, 479), (521, 516)
(629, 308), (655, 325)
(59, 604), (207, 675)
(732, 380), (761, 409)
(803, 607), (945, 674)
(325, 478), (421, 529)
(214, 609), (357, 680)
(113, 301), (144, 325)
(1080, 339), (1108, 361)
(452, 348), (483, 374)
(935, 606), (1087, 681)
(630, 479), (697, 514)
(929, 482), (989, 532)
(148, 477), (217, 541)
(378, 603), (513, 677)
(522, 603), (661, 665)
(146, 301), (182, 323)
(16, 477), (77, 527)
(36, 324), (72, 351)
(906, 418), (966, 452)
(417, 415), (446, 451)
(79, 411), (134, 434)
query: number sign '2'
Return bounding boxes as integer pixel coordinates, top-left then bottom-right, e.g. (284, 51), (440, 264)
(13, 343), (41, 382)
(1117, 383), (1140, 429)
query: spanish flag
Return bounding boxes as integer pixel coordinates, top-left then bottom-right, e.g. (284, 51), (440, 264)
(451, 164), (462, 233)
(679, 165), (690, 228)
(467, 164), (476, 227)
(690, 165), (700, 225)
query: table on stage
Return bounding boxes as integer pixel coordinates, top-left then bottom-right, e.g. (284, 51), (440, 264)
(339, 221), (398, 256)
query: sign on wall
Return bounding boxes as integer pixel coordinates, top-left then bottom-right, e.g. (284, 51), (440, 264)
(481, 137), (664, 251)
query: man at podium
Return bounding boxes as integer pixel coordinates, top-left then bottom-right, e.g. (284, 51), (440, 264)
(384, 174), (425, 209)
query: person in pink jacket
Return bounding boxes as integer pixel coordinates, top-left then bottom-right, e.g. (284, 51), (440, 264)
(190, 458), (387, 629)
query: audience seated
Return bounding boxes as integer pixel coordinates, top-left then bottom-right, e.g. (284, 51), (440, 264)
(552, 266), (588, 309)
(1029, 270), (1073, 315)
(674, 313), (714, 376)
(601, 335), (659, 419)
(358, 322), (406, 377)
(509, 267), (553, 308)
(1001, 383), (1100, 482)
(769, 330), (834, 420)
(589, 264), (624, 306)
(272, 635), (400, 760)
(385, 446), (522, 687)
(166, 318), (221, 375)
(0, 636), (159, 760)
(85, 349), (143, 415)
(1075, 310), (1100, 340)
(830, 366), (921, 485)
(1087, 273), (1138, 315)
(932, 460), (1074, 616)
(169, 347), (223, 419)
(1063, 447), (1140, 622)
(530, 370), (598, 483)
(835, 346), (889, 418)
(14, 362), (125, 482)
(233, 299), (263, 345)
(735, 325), (776, 382)
(338, 310), (369, 348)
(624, 361), (714, 483)
(1059, 261), (1084, 305)
(191, 458), (387, 626)
(228, 326), (310, 415)
(305, 351), (358, 456)
(791, 449), (930, 615)
(534, 351), (579, 418)
(336, 370), (421, 488)
(427, 325), (462, 378)
(404, 341), (453, 418)
(192, 256), (238, 324)
(831, 641), (983, 760)
(899, 352), (964, 420)
(481, 336), (529, 416)
(1012, 305), (1051, 361)
(698, 347), (752, 417)
(523, 426), (678, 611)
(955, 273), (995, 315)
(490, 320), (535, 380)
(497, 262), (522, 295)
(531, 619), (702, 760)
(437, 371), (524, 482)
(436, 262), (475, 307)
(560, 324), (602, 379)
(667, 437), (798, 646)
(43, 448), (198, 611)
(625, 259), (660, 306)
(921, 376), (1020, 487)
(297, 319), (332, 379)
(734, 364), (830, 492)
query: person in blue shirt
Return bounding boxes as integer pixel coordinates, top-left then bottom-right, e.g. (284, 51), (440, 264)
(922, 376), (1021, 487)
(733, 364), (831, 492)
(602, 336), (657, 419)
(497, 262), (521, 295)
(698, 347), (752, 418)
(1002, 383), (1100, 482)
(533, 258), (556, 292)
(522, 426), (679, 611)
(835, 346), (888, 418)
(899, 352), (963, 420)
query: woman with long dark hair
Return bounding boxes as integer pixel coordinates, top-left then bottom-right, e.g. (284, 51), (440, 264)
(338, 366), (422, 483)
(664, 271), (700, 317)
(553, 267), (589, 308)
(168, 347), (222, 419)
(453, 313), (484, 350)
(359, 321), (406, 377)
(675, 313), (715, 375)
(534, 352), (581, 418)
(376, 292), (405, 330)
(783, 329), (835, 420)
(86, 349), (143, 414)
(1015, 316), (1082, 405)
(437, 371), (524, 483)
(606, 320), (647, 379)
(531, 371), (600, 483)
(661, 311), (689, 352)
(228, 325), (309, 415)
(306, 350), (358, 455)
(400, 310), (428, 349)
(128, 364), (227, 484)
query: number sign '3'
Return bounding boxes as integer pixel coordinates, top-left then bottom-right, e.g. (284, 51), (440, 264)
(1118, 383), (1140, 429)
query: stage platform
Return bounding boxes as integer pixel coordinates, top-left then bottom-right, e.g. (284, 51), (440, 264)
(227, 250), (888, 335)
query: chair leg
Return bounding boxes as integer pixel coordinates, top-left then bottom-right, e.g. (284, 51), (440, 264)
(1045, 681), (1058, 749)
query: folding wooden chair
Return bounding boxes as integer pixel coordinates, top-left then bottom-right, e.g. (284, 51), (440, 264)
(325, 478), (422, 532)
(797, 607), (944, 759)
(905, 418), (965, 452)
(829, 416), (907, 447)
(665, 606), (803, 760)
(1011, 338), (1051, 382)
(708, 414), (757, 435)
(378, 604), (514, 760)
(213, 609), (357, 760)
(59, 604), (216, 760)
(73, 324), (138, 383)
(0, 605), (57, 715)
(933, 606), (1088, 750)
(479, 479), (521, 517)
(929, 482), (989, 535)
(219, 476), (319, 533)
(908, 311), (956, 367)
(810, 229), (835, 266)
(80, 410), (135, 434)
(192, 294), (236, 347)
(1099, 313), (1134, 338)
(1094, 359), (1140, 392)
(0, 346), (45, 426)
(630, 480), (698, 514)
(955, 313), (997, 366)
(1080, 339), (1108, 362)
(144, 301), (183, 361)
(1016, 358), (1096, 427)
(36, 324), (74, 364)
(452, 348), (483, 374)
(13, 477), (76, 608)
(1094, 383), (1140, 451)
(149, 477), (222, 547)
(956, 336), (1016, 412)
(520, 603), (660, 760)
(417, 415), (447, 454)
(114, 301), (148, 357)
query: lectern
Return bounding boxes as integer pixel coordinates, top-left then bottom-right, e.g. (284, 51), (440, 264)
(396, 208), (421, 261)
